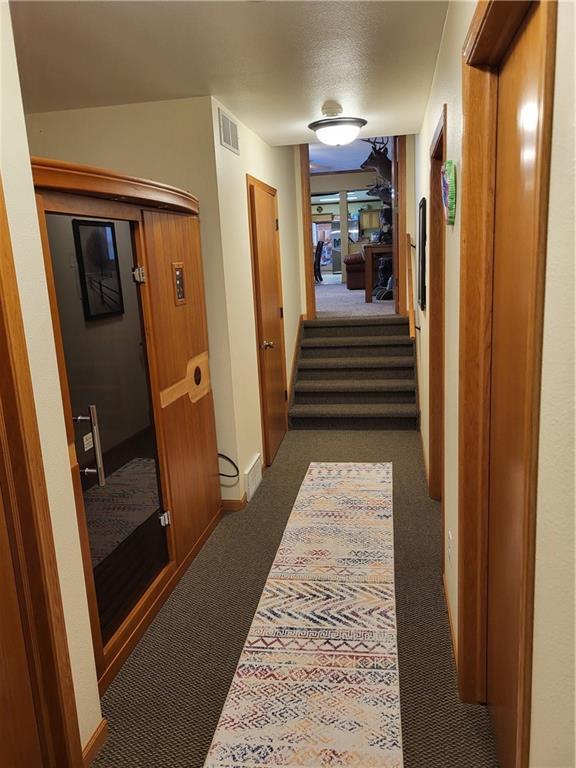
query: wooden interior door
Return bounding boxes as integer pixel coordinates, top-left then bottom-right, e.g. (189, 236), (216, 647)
(487, 4), (553, 766)
(142, 210), (221, 562)
(247, 176), (288, 466)
(0, 483), (44, 768)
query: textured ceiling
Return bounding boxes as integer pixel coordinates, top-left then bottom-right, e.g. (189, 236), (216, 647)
(11, 1), (448, 146)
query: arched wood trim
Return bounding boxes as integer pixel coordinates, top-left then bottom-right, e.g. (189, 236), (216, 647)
(31, 157), (199, 215)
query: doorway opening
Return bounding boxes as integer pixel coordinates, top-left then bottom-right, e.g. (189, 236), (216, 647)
(304, 137), (404, 319)
(45, 213), (169, 644)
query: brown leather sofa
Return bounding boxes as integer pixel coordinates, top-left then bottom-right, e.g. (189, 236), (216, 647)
(343, 251), (365, 290)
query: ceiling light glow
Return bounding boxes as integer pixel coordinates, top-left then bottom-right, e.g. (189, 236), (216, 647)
(308, 101), (367, 147)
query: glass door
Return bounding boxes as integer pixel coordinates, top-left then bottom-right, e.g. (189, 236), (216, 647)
(45, 213), (169, 644)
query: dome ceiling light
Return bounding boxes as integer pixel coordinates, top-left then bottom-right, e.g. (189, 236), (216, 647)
(308, 101), (367, 147)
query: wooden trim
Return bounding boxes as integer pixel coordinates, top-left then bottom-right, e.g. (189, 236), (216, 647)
(458, 13), (557, 766)
(428, 106), (447, 504)
(515, 6), (558, 762)
(222, 494), (248, 513)
(0, 177), (83, 766)
(246, 173), (277, 198)
(159, 352), (211, 409)
(32, 157), (199, 214)
(395, 136), (408, 315)
(299, 146), (316, 320)
(463, 0), (534, 66)
(82, 719), (108, 767)
(406, 234), (416, 339)
(457, 62), (498, 703)
(39, 190), (142, 221)
(99, 508), (221, 692)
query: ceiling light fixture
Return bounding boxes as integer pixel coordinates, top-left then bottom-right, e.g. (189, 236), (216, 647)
(308, 101), (367, 147)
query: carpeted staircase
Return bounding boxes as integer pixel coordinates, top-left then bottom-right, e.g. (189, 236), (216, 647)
(289, 316), (419, 430)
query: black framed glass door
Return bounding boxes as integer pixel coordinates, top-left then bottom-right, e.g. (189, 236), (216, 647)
(45, 213), (169, 643)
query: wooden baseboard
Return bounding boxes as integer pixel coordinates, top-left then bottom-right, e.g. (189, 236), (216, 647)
(82, 719), (108, 766)
(98, 509), (222, 693)
(221, 494), (247, 513)
(443, 571), (458, 665)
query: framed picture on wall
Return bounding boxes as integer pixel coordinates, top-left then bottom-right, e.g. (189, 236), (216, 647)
(72, 219), (124, 321)
(418, 197), (427, 310)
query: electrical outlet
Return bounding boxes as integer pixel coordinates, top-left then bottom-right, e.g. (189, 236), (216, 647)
(447, 529), (453, 563)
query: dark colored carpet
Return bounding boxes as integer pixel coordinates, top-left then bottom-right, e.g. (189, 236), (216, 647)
(93, 431), (498, 768)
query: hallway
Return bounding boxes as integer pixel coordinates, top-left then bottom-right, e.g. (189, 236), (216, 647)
(316, 281), (395, 318)
(94, 431), (498, 768)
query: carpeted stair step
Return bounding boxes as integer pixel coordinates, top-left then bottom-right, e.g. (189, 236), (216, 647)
(300, 335), (414, 358)
(294, 378), (417, 405)
(289, 402), (419, 430)
(298, 355), (415, 380)
(303, 316), (410, 339)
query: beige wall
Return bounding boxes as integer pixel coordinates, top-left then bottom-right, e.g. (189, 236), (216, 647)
(26, 96), (242, 498)
(529, 3), (575, 765)
(0, 3), (102, 746)
(310, 170), (377, 195)
(211, 99), (304, 482)
(414, 1), (475, 636)
(414, 1), (575, 764)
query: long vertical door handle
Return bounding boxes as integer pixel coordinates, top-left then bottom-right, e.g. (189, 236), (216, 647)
(88, 404), (106, 487)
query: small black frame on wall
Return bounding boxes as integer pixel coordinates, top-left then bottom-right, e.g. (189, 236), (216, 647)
(72, 219), (124, 321)
(418, 197), (427, 310)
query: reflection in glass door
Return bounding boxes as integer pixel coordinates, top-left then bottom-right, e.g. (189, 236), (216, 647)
(46, 214), (169, 643)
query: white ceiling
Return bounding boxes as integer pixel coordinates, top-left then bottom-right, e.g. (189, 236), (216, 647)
(10, 1), (448, 146)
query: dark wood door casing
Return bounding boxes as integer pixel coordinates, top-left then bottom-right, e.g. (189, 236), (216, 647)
(458, 3), (557, 768)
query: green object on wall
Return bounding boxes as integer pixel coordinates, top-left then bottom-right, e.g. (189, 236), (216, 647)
(441, 160), (456, 225)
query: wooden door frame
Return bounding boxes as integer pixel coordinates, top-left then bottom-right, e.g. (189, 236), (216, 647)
(0, 176), (84, 766)
(457, 7), (557, 760)
(393, 135), (408, 316)
(246, 174), (289, 467)
(31, 158), (205, 695)
(428, 107), (447, 503)
(298, 145), (316, 320)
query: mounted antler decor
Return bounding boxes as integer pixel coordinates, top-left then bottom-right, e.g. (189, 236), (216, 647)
(360, 137), (393, 205)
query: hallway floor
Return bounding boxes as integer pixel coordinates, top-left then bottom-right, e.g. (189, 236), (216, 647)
(94, 431), (498, 768)
(315, 281), (395, 318)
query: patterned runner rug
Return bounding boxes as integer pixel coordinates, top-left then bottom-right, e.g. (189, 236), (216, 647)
(205, 462), (403, 767)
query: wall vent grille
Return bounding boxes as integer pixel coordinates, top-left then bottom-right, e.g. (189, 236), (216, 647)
(218, 108), (240, 155)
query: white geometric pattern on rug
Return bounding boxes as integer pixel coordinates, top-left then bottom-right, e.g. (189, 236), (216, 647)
(204, 462), (403, 767)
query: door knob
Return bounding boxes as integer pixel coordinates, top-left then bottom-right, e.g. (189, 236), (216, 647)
(261, 340), (275, 350)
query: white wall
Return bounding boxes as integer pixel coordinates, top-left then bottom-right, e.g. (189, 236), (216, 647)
(310, 170), (377, 195)
(529, 3), (575, 765)
(26, 96), (241, 497)
(212, 99), (304, 481)
(0, 3), (102, 746)
(414, 1), (475, 636)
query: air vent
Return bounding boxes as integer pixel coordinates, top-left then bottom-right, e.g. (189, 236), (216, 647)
(218, 108), (240, 155)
